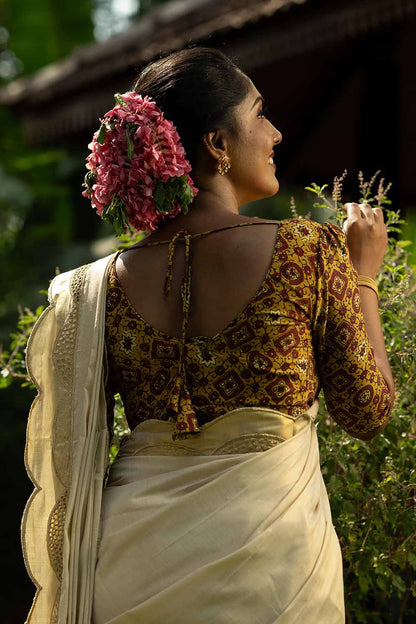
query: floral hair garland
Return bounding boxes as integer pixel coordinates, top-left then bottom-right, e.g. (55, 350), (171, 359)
(82, 91), (198, 234)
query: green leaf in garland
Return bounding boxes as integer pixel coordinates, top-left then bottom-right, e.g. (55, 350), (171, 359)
(154, 181), (168, 213)
(178, 175), (195, 214)
(181, 176), (194, 205)
(97, 123), (107, 145)
(152, 175), (196, 216)
(126, 129), (134, 162)
(114, 93), (126, 107)
(102, 195), (131, 236)
(166, 182), (176, 207)
(83, 170), (97, 196)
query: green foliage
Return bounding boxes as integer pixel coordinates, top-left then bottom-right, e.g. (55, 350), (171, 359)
(401, 213), (416, 267)
(0, 304), (45, 389)
(0, 130), (81, 341)
(0, 0), (94, 81)
(108, 395), (130, 465)
(0, 163), (32, 254)
(0, 0), (95, 337)
(1, 171), (415, 621)
(304, 171), (416, 623)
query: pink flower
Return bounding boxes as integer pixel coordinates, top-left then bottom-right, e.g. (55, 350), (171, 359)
(82, 91), (198, 234)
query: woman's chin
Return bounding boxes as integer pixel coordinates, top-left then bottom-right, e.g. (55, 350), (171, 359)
(242, 177), (280, 204)
(265, 177), (279, 197)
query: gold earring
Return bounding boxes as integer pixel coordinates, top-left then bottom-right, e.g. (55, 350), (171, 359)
(217, 155), (231, 176)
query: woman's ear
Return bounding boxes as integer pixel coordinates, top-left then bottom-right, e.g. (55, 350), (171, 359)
(202, 129), (228, 162)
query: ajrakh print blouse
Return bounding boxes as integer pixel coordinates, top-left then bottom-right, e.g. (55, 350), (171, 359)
(105, 219), (392, 440)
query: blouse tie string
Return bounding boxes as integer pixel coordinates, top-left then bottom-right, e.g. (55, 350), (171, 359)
(163, 230), (201, 440)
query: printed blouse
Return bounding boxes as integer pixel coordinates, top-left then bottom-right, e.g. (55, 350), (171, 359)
(104, 218), (392, 440)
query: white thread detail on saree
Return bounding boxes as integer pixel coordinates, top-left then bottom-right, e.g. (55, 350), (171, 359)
(22, 303), (56, 623)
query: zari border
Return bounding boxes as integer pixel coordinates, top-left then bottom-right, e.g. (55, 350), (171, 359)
(22, 302), (57, 622)
(22, 264), (89, 623)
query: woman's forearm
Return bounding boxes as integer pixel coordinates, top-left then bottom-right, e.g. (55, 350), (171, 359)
(358, 284), (395, 400)
(342, 202), (395, 404)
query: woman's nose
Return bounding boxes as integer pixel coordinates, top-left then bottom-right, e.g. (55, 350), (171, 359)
(273, 130), (282, 145)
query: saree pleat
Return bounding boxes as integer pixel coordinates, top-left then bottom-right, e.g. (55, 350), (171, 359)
(93, 404), (344, 623)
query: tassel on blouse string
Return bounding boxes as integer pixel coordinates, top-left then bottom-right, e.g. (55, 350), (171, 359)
(162, 230), (200, 439)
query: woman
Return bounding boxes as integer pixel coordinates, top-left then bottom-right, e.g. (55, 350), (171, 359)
(22, 48), (394, 624)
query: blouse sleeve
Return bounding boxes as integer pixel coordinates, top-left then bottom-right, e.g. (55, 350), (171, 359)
(312, 222), (392, 437)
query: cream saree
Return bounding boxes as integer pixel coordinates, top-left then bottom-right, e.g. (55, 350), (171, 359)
(93, 404), (344, 624)
(22, 252), (345, 624)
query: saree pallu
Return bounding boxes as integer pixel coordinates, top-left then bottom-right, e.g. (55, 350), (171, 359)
(93, 402), (345, 624)
(23, 253), (117, 624)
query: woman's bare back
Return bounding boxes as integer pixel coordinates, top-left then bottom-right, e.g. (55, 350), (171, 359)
(115, 218), (279, 340)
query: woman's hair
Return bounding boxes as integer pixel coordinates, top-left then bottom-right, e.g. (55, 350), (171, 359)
(132, 47), (251, 167)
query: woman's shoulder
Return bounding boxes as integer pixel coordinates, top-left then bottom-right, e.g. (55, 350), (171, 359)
(277, 218), (345, 248)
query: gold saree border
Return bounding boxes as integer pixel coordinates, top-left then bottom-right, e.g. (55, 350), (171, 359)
(23, 265), (90, 623)
(22, 254), (116, 624)
(22, 301), (58, 622)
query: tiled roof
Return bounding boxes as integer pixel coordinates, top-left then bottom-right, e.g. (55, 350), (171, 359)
(1, 0), (415, 145)
(0, 0), (304, 106)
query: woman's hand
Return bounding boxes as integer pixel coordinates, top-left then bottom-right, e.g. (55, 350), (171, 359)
(342, 203), (388, 279)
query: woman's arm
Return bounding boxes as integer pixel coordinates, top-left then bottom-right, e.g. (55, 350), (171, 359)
(343, 203), (395, 404)
(313, 217), (394, 441)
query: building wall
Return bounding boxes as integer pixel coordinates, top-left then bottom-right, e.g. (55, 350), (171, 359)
(242, 15), (415, 214)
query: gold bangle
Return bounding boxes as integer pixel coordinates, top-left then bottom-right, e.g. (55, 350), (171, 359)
(357, 275), (379, 298)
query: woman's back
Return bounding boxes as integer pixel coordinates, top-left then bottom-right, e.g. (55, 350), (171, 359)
(115, 217), (278, 340)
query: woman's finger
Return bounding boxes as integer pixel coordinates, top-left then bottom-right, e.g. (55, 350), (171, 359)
(370, 206), (384, 223)
(343, 202), (361, 220)
(359, 203), (374, 221)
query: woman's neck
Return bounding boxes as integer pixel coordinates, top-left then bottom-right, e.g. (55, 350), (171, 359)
(152, 188), (245, 237)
